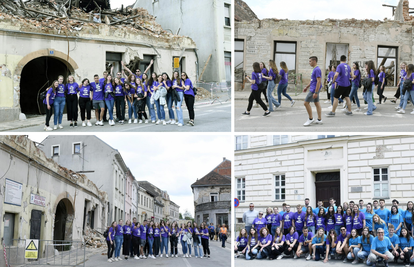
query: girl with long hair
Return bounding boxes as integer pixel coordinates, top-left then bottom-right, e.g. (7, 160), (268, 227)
(334, 205), (345, 236)
(265, 207), (273, 233)
(104, 74), (116, 126)
(316, 208), (326, 233)
(398, 227), (413, 265)
(398, 63), (414, 114)
(404, 201), (414, 234)
(311, 227), (326, 261)
(122, 220), (132, 260)
(350, 62), (361, 111)
(153, 222), (161, 257)
(160, 221), (169, 257)
(43, 80), (58, 131)
(259, 62), (269, 104)
(243, 62), (270, 116)
(364, 203), (374, 235)
(201, 224), (210, 258)
(323, 229), (338, 263)
(344, 207), (353, 234)
(245, 227), (258, 260)
(78, 78), (92, 127)
(357, 227), (373, 264)
(344, 229), (361, 263)
(53, 75), (66, 129)
(305, 206), (316, 234)
(277, 61), (295, 107)
(234, 228), (248, 258)
(179, 72), (195, 126)
(135, 78), (148, 123)
(162, 72), (175, 124)
(147, 221), (155, 259)
(114, 77), (125, 124)
(390, 205), (404, 235)
(269, 226), (285, 260)
(363, 60), (377, 115)
(192, 222), (203, 258)
(126, 74), (138, 123)
(256, 227), (272, 259)
(262, 60), (281, 112)
(372, 214), (388, 236)
(107, 221), (117, 262)
(394, 62), (407, 105)
(169, 221), (179, 257)
(171, 71), (183, 126)
(377, 65), (387, 104)
(326, 206), (336, 234)
(352, 205), (365, 236)
(65, 75), (79, 127)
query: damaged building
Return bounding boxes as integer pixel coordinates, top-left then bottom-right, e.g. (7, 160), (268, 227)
(235, 0), (414, 91)
(0, 0), (197, 122)
(191, 157), (231, 230)
(0, 135), (107, 266)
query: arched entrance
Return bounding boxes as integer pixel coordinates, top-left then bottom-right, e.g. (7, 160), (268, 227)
(53, 198), (74, 251)
(14, 49), (78, 115)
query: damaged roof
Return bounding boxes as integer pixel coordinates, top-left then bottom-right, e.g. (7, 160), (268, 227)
(191, 170), (231, 188)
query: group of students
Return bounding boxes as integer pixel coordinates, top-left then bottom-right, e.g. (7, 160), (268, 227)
(42, 60), (196, 131)
(105, 219), (211, 263)
(235, 198), (414, 266)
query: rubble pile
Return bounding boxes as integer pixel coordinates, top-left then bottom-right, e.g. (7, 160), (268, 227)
(83, 226), (107, 249)
(0, 0), (171, 37)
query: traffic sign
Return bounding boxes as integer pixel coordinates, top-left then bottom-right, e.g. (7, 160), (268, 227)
(25, 239), (38, 259)
(234, 198), (239, 208)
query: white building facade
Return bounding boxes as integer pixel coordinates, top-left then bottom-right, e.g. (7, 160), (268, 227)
(234, 135), (414, 229)
(137, 186), (154, 223)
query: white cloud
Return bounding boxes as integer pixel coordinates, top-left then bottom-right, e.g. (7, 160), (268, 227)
(243, 0), (400, 20)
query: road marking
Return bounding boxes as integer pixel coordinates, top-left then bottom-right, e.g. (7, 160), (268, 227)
(183, 257), (192, 267)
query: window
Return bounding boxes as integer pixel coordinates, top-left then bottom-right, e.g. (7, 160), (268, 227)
(210, 193), (218, 202)
(235, 39), (244, 82)
(273, 135), (289, 145)
(224, 52), (231, 83)
(52, 145), (60, 156)
(373, 168), (389, 198)
(138, 193), (140, 204)
(73, 143), (81, 154)
(224, 4), (230, 26)
(236, 178), (245, 201)
(235, 135), (248, 150)
(274, 175), (286, 200)
(377, 46), (398, 86)
(274, 41), (297, 76)
(317, 135), (336, 139)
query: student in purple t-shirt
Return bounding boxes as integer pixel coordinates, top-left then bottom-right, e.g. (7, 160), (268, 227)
(180, 72), (195, 126)
(363, 60), (377, 115)
(277, 61), (295, 106)
(281, 226), (299, 258)
(334, 205), (345, 235)
(259, 62), (269, 104)
(140, 221), (148, 258)
(153, 222), (161, 257)
(271, 207), (282, 237)
(201, 224), (210, 258)
(160, 221), (170, 257)
(324, 229), (339, 263)
(292, 204), (306, 236)
(325, 206), (336, 233)
(262, 60), (281, 112)
(106, 221), (117, 262)
(252, 211), (267, 233)
(256, 227), (273, 259)
(77, 79), (93, 127)
(268, 227), (286, 260)
(265, 207), (273, 233)
(114, 220), (124, 260)
(103, 75), (116, 126)
(243, 62), (270, 116)
(296, 226), (314, 260)
(326, 55), (353, 116)
(43, 81), (58, 131)
(304, 206), (317, 234)
(335, 226), (350, 258)
(113, 76), (125, 124)
(350, 62), (361, 111)
(53, 75), (66, 129)
(352, 205), (366, 236)
(395, 62), (407, 105)
(162, 73), (175, 124)
(281, 205), (294, 235)
(147, 222), (155, 259)
(399, 64), (414, 114)
(327, 66), (335, 104)
(316, 208), (326, 232)
(377, 65), (387, 104)
(135, 78), (148, 124)
(303, 56), (323, 127)
(122, 220), (132, 260)
(65, 75), (79, 127)
(90, 74), (105, 126)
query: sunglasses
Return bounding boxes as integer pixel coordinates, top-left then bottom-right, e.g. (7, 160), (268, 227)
(341, 229), (346, 231)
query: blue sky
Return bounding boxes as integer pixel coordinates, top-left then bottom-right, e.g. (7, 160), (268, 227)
(243, 0), (401, 20)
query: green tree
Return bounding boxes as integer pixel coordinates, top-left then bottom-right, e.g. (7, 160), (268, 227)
(179, 213), (183, 219)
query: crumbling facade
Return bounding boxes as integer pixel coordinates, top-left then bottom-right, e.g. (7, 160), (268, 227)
(0, 135), (107, 266)
(235, 0), (414, 91)
(191, 158), (231, 230)
(0, 3), (197, 122)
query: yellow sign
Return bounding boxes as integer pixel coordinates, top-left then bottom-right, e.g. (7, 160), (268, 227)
(25, 239), (39, 259)
(174, 58), (180, 68)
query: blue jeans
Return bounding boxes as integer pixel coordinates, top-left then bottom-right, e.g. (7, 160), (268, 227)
(166, 94), (175, 120)
(399, 82), (405, 108)
(267, 80), (280, 111)
(308, 226), (315, 234)
(175, 91), (184, 124)
(127, 100), (137, 119)
(349, 81), (360, 108)
(270, 225), (279, 237)
(148, 238), (154, 255)
(146, 96), (156, 121)
(245, 248), (257, 260)
(53, 96), (65, 125)
(187, 240), (192, 255)
(154, 99), (165, 120)
(363, 85), (376, 115)
(335, 225), (342, 236)
(194, 237), (203, 257)
(277, 83), (292, 103)
(347, 247), (360, 260)
(357, 250), (369, 260)
(161, 236), (168, 254)
(402, 90), (414, 110)
(181, 240), (187, 254)
(331, 85), (344, 105)
(256, 247), (269, 259)
(105, 99), (115, 120)
(315, 245), (325, 261)
(114, 235), (123, 258)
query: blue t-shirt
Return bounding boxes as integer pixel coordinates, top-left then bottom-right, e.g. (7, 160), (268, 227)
(399, 236), (413, 250)
(360, 235), (374, 252)
(312, 234), (327, 244)
(282, 212), (294, 229)
(375, 208), (391, 224)
(387, 234), (400, 247)
(372, 236), (393, 254)
(389, 214), (403, 235)
(298, 232), (314, 244)
(251, 72), (262, 91)
(279, 69), (288, 85)
(404, 210), (413, 225)
(348, 236), (361, 247)
(292, 212), (306, 231)
(374, 222), (388, 236)
(364, 212), (374, 231)
(336, 63), (351, 87)
(310, 66), (322, 93)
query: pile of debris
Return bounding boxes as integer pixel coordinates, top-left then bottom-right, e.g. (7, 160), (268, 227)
(83, 226), (107, 249)
(0, 0), (171, 37)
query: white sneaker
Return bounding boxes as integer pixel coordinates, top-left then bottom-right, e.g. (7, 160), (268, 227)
(45, 126), (53, 131)
(170, 119), (176, 124)
(291, 100), (296, 107)
(95, 121), (99, 126)
(133, 119), (137, 123)
(152, 120), (156, 123)
(306, 254), (311, 261)
(156, 120), (160, 125)
(82, 121), (86, 127)
(398, 109), (406, 114)
(114, 258), (119, 262)
(411, 110), (414, 114)
(355, 108), (361, 112)
(108, 259), (112, 262)
(364, 106), (368, 110)
(175, 255), (178, 258)
(166, 254), (169, 258)
(166, 120), (171, 124)
(294, 254), (298, 259)
(128, 119), (132, 124)
(277, 255), (283, 260)
(327, 105), (333, 109)
(139, 120), (143, 124)
(162, 120), (166, 125)
(53, 125), (58, 130)
(160, 254), (163, 258)
(118, 257), (122, 261)
(58, 124), (63, 129)
(145, 120), (148, 123)
(134, 256), (139, 260)
(111, 120), (115, 126)
(195, 256), (198, 258)
(139, 255), (143, 259)
(87, 121), (92, 126)
(342, 102), (347, 108)
(324, 100), (330, 103)
(189, 255), (192, 258)
(395, 106), (401, 110)
(314, 119), (323, 124)
(177, 123), (183, 127)
(99, 120), (104, 126)
(142, 255), (147, 259)
(303, 118), (315, 126)
(151, 255), (156, 259)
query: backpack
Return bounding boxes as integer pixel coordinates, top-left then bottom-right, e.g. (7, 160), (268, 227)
(274, 73), (281, 84)
(402, 78), (413, 96)
(103, 229), (108, 238)
(374, 74), (379, 86)
(39, 90), (47, 101)
(362, 77), (372, 92)
(193, 86), (197, 96)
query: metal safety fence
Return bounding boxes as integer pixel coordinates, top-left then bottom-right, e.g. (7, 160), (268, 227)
(195, 81), (231, 104)
(5, 239), (85, 267)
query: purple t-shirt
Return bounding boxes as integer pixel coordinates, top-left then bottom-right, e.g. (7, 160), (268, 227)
(305, 213), (316, 227)
(107, 227), (115, 241)
(298, 232), (314, 244)
(261, 68), (268, 77)
(123, 225), (131, 235)
(251, 72), (262, 91)
(161, 226), (169, 237)
(378, 72), (385, 83)
(154, 227), (160, 237)
(66, 83), (79, 95)
(353, 212), (366, 229)
(148, 227), (154, 240)
(279, 69), (288, 85)
(265, 214), (273, 225)
(148, 81), (158, 96)
(271, 214), (282, 226)
(115, 224), (124, 236)
(114, 84), (124, 96)
(91, 81), (104, 101)
(173, 79), (183, 93)
(79, 85), (91, 98)
(252, 217), (267, 232)
(285, 232), (298, 244)
(316, 215), (326, 230)
(43, 87), (55, 105)
(201, 229), (209, 239)
(327, 71), (335, 84)
(237, 236), (248, 247)
(401, 69), (407, 82)
(326, 216), (335, 232)
(369, 69), (375, 79)
(409, 73), (414, 91)
(104, 83), (114, 101)
(335, 213), (344, 226)
(344, 214), (353, 233)
(273, 235), (285, 244)
(132, 225), (140, 237)
(310, 66), (322, 93)
(249, 235), (257, 247)
(268, 68), (276, 81)
(337, 233), (349, 244)
(183, 79), (195, 96)
(140, 225), (147, 239)
(353, 70), (360, 87)
(56, 83), (66, 97)
(336, 63), (351, 87)
(136, 85), (147, 95)
(162, 80), (172, 90)
(259, 234), (272, 245)
(292, 212), (306, 231)
(282, 212), (294, 229)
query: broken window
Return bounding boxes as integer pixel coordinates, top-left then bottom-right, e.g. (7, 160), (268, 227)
(106, 52), (123, 77)
(225, 52), (231, 83)
(377, 46), (397, 86)
(325, 43), (349, 68)
(235, 39), (244, 82)
(224, 4), (231, 26)
(141, 55), (155, 77)
(210, 193), (218, 202)
(274, 41), (296, 79)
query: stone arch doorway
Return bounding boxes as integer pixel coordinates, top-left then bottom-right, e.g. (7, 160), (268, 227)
(14, 49), (78, 115)
(53, 197), (74, 251)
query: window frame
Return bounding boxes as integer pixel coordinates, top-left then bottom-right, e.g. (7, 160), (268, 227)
(274, 174), (286, 201)
(377, 45), (398, 87)
(235, 135), (249, 150)
(52, 145), (60, 156)
(236, 178), (245, 202)
(273, 135), (290, 146)
(210, 193), (218, 202)
(373, 167), (390, 199)
(72, 142), (81, 155)
(224, 3), (231, 27)
(274, 41), (297, 77)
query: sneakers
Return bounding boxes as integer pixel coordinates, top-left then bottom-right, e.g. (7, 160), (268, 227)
(118, 257), (122, 261)
(156, 120), (160, 125)
(160, 254), (163, 258)
(166, 254), (169, 258)
(398, 109), (406, 114)
(352, 259), (358, 264)
(99, 120), (104, 126)
(139, 120), (143, 124)
(58, 124), (63, 129)
(95, 121), (99, 126)
(242, 111), (250, 115)
(274, 104), (280, 110)
(345, 111), (353, 115)
(306, 254), (311, 261)
(108, 259), (113, 262)
(134, 256), (139, 260)
(133, 119), (138, 123)
(343, 258), (347, 263)
(152, 120), (156, 123)
(263, 111), (271, 116)
(277, 255), (283, 260)
(189, 255), (192, 258)
(384, 260), (389, 267)
(82, 121), (86, 127)
(128, 119), (132, 124)
(364, 112), (372, 115)
(294, 254), (298, 259)
(395, 106), (401, 110)
(53, 125), (58, 130)
(70, 122), (73, 128)
(166, 120), (172, 124)
(162, 120), (167, 125)
(291, 100), (296, 107)
(145, 120), (149, 123)
(170, 119), (176, 124)
(411, 110), (414, 115)
(110, 120), (115, 126)
(177, 123), (183, 127)
(114, 258), (119, 261)
(142, 255), (147, 259)
(189, 121), (194, 126)
(314, 119), (323, 124)
(355, 108), (361, 112)
(175, 255), (178, 258)
(327, 105), (333, 109)
(324, 100), (330, 103)
(325, 111), (336, 117)
(303, 118), (315, 126)
(74, 122), (77, 127)
(45, 126), (53, 131)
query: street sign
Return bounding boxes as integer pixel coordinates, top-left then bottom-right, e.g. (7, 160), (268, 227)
(174, 57), (180, 68)
(25, 239), (38, 259)
(234, 198), (239, 208)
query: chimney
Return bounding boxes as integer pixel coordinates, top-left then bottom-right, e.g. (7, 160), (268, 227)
(223, 157), (226, 161)
(403, 0), (411, 21)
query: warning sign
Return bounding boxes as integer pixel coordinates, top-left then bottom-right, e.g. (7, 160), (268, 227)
(174, 57), (180, 68)
(25, 239), (38, 259)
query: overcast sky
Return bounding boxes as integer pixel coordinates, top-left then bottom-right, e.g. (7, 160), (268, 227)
(111, 0), (136, 9)
(28, 134), (232, 218)
(243, 0), (401, 20)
